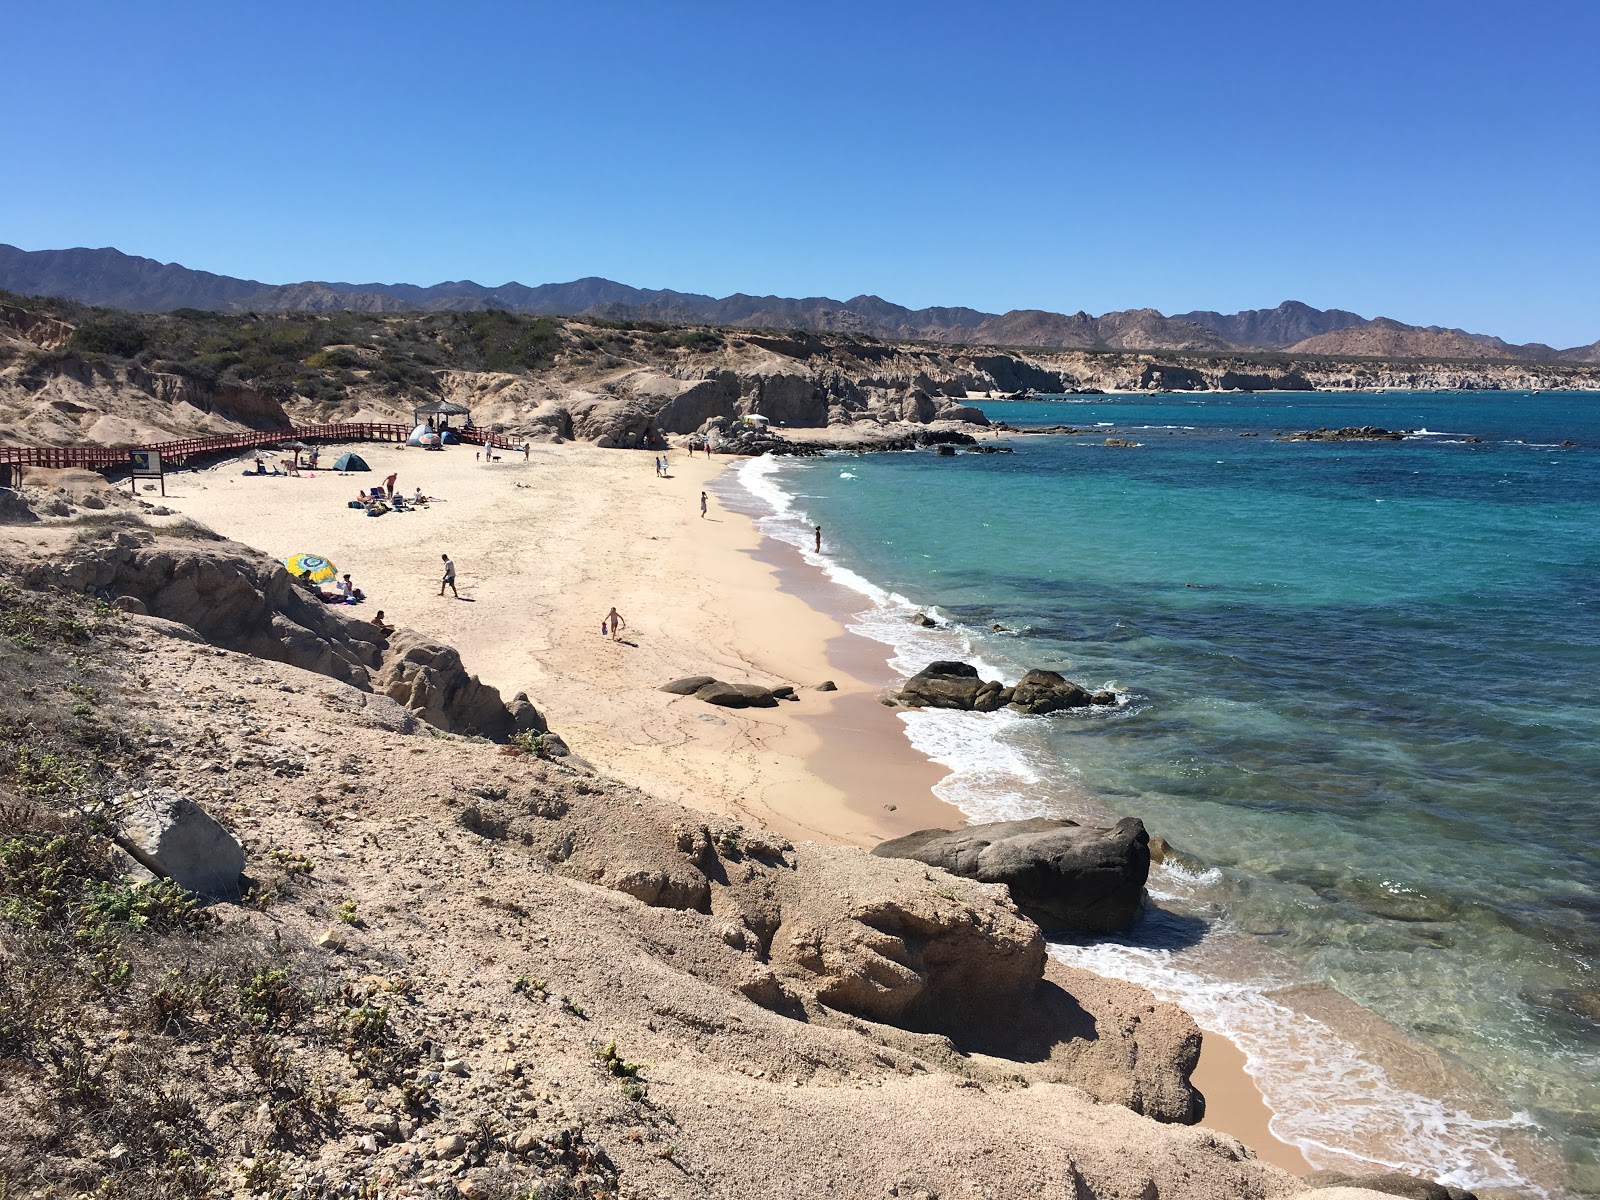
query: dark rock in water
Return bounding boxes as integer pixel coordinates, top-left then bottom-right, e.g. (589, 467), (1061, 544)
(1009, 669), (1094, 715)
(661, 675), (718, 695)
(897, 661), (1115, 715)
(933, 443), (957, 456)
(896, 661), (982, 709)
(873, 817), (1151, 933)
(916, 428), (978, 447)
(694, 681), (780, 708)
(1301, 1169), (1477, 1200)
(910, 612), (938, 627)
(1278, 426), (1406, 442)
(1103, 437), (1142, 447)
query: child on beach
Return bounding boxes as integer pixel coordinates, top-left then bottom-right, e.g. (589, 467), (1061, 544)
(602, 607), (626, 640)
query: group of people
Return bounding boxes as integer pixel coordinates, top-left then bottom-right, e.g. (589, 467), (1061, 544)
(653, 454), (671, 477)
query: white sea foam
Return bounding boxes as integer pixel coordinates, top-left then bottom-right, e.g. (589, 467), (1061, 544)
(898, 707), (1050, 823)
(1048, 939), (1549, 1197)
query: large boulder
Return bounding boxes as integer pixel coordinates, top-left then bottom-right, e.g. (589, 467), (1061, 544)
(894, 661), (983, 709)
(375, 630), (529, 738)
(1008, 669), (1094, 714)
(873, 817), (1151, 933)
(694, 680), (780, 709)
(933, 403), (991, 426)
(770, 848), (1046, 1028)
(113, 788), (245, 897)
(900, 390), (938, 423)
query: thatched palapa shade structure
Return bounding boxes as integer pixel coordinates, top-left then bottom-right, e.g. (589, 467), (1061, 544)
(412, 401), (472, 428)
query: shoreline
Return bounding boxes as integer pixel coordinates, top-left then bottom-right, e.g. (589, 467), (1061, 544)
(153, 439), (1311, 1176)
(712, 457), (1313, 1177)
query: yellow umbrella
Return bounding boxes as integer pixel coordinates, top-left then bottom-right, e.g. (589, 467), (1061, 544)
(285, 553), (337, 583)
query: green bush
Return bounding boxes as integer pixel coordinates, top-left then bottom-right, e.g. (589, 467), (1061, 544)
(70, 316), (149, 358)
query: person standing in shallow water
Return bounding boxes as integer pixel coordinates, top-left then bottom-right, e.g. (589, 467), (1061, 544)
(814, 525), (822, 553)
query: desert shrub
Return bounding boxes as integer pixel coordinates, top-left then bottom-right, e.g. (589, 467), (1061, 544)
(455, 311), (563, 372)
(70, 315), (149, 358)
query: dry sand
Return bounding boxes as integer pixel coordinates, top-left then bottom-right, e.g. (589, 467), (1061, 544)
(155, 438), (1309, 1172)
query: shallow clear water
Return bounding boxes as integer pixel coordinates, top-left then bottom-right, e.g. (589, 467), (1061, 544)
(736, 392), (1600, 1196)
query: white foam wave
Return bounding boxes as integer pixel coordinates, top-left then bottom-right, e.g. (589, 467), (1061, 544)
(898, 707), (1050, 823)
(1047, 940), (1550, 1196)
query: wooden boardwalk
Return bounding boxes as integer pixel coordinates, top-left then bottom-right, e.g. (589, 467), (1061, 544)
(0, 421), (525, 471)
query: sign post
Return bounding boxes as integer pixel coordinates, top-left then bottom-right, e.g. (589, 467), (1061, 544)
(128, 449), (164, 497)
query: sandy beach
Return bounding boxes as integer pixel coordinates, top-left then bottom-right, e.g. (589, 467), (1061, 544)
(154, 438), (1310, 1174)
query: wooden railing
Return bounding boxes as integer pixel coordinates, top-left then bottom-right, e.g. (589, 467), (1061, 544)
(0, 421), (523, 470)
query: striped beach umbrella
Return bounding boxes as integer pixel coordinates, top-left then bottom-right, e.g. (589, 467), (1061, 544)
(285, 553), (337, 583)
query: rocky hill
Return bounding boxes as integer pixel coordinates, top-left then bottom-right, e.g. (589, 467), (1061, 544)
(4, 243), (1594, 359)
(1288, 318), (1524, 360)
(1172, 301), (1369, 348)
(2, 297), (1597, 455)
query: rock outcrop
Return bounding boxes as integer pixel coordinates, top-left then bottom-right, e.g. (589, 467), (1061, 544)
(1300, 1171), (1478, 1200)
(873, 817), (1152, 933)
(375, 630), (547, 740)
(893, 661), (1115, 713)
(489, 792), (1204, 1123)
(24, 535), (555, 743)
(1278, 426), (1407, 442)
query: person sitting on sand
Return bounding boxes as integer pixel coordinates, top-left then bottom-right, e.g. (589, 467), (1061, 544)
(412, 486), (425, 505)
(603, 607), (626, 641)
(336, 573), (365, 603)
(254, 455), (267, 475)
(372, 610), (393, 634)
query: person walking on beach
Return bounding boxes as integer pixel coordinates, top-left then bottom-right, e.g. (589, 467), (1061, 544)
(439, 553), (458, 598)
(814, 525), (822, 553)
(699, 491), (708, 518)
(603, 607), (626, 641)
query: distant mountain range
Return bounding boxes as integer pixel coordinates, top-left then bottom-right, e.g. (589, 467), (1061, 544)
(2, 243), (1596, 363)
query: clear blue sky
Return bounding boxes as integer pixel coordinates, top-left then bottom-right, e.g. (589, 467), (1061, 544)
(4, 0), (1596, 345)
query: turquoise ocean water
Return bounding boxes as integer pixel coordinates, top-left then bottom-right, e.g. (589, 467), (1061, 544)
(731, 392), (1598, 1197)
